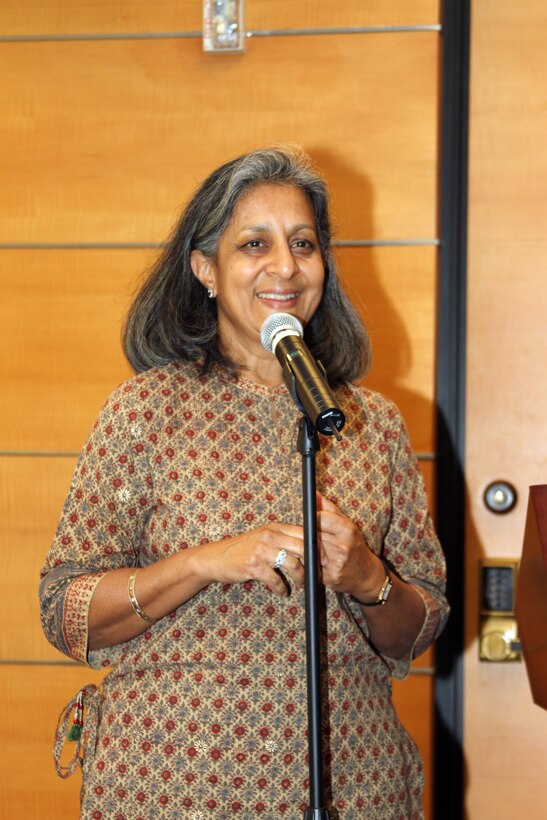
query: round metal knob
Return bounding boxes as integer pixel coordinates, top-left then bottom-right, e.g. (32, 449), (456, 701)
(480, 631), (512, 661)
(484, 481), (517, 514)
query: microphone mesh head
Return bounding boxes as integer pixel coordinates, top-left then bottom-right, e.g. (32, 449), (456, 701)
(260, 313), (304, 352)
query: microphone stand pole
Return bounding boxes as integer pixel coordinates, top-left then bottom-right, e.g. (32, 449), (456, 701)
(297, 415), (331, 820)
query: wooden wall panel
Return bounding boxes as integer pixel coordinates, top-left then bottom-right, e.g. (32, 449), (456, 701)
(0, 0), (440, 36)
(467, 5), (547, 244)
(0, 665), (433, 818)
(1, 34), (438, 243)
(464, 1), (547, 816)
(0, 246), (436, 453)
(0, 665), (105, 818)
(337, 245), (437, 453)
(0, 456), (77, 660)
(0, 454), (436, 663)
(1, 2), (442, 817)
(0, 249), (142, 452)
(0, 449), (436, 813)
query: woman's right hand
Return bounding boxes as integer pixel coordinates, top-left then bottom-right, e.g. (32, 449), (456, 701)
(199, 521), (305, 596)
(88, 521), (305, 651)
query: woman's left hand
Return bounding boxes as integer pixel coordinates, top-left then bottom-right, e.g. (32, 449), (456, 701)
(316, 493), (385, 601)
(316, 493), (427, 660)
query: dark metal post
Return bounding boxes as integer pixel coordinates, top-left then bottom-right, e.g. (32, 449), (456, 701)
(298, 417), (331, 820)
(435, 0), (471, 816)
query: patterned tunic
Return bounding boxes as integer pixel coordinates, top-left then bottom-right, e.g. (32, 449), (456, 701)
(40, 360), (449, 819)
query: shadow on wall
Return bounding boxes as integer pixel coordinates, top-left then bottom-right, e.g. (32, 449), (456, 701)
(309, 146), (434, 452)
(306, 147), (472, 817)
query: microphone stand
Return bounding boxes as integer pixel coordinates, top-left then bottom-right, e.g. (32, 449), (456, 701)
(297, 415), (331, 819)
(262, 316), (344, 816)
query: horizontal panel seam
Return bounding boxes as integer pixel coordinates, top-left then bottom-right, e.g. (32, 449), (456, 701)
(250, 26), (441, 37)
(0, 240), (440, 250)
(337, 240), (440, 247)
(0, 658), (438, 675)
(0, 26), (441, 44)
(0, 451), (82, 458)
(0, 451), (437, 461)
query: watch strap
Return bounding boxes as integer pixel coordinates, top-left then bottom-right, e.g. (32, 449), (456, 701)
(351, 561), (393, 607)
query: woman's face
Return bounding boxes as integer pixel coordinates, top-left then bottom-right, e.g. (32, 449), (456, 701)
(191, 182), (325, 363)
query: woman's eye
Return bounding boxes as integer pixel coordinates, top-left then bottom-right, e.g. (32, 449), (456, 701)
(292, 239), (314, 251)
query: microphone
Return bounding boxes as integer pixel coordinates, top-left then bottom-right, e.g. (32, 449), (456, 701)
(260, 312), (345, 439)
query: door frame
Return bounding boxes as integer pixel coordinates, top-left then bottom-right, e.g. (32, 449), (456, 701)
(434, 1), (471, 816)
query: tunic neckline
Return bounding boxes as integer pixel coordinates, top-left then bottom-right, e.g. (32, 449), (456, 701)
(232, 372), (289, 398)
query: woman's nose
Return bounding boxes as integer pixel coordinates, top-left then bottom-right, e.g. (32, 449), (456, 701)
(265, 242), (299, 278)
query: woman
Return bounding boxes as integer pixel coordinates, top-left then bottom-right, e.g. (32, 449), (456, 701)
(40, 146), (449, 818)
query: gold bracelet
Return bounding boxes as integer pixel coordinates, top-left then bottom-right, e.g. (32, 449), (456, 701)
(128, 572), (156, 623)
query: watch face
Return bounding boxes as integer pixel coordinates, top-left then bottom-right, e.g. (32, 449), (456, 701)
(350, 567), (393, 606)
(379, 575), (393, 604)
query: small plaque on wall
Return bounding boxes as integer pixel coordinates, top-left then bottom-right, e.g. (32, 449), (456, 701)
(203, 0), (245, 53)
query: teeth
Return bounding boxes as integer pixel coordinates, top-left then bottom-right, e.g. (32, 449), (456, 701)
(258, 293), (298, 301)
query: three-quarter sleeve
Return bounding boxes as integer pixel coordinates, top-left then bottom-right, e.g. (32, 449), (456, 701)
(343, 391), (449, 680)
(39, 380), (153, 667)
(380, 398), (449, 677)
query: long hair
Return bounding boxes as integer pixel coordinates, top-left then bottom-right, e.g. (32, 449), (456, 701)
(123, 145), (371, 385)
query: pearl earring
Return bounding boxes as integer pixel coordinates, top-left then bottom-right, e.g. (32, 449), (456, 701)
(207, 288), (215, 299)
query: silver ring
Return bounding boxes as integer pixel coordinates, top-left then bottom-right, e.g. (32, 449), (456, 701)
(273, 549), (288, 570)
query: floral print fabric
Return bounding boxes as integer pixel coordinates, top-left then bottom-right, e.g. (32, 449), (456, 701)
(40, 361), (448, 818)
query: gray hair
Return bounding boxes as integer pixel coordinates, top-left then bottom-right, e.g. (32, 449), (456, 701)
(193, 145), (331, 258)
(123, 145), (370, 383)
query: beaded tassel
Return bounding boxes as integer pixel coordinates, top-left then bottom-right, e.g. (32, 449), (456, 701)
(67, 688), (86, 741)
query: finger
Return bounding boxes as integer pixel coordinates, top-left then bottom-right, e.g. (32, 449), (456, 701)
(270, 547), (304, 574)
(316, 492), (340, 514)
(265, 567), (293, 597)
(269, 521), (306, 541)
(264, 524), (305, 561)
(317, 537), (328, 566)
(273, 537), (305, 564)
(280, 555), (305, 589)
(271, 547), (290, 571)
(267, 545), (305, 592)
(317, 510), (350, 540)
(316, 496), (349, 535)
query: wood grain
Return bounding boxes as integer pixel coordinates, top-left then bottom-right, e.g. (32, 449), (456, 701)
(0, 664), (105, 818)
(0, 0), (440, 37)
(336, 245), (437, 454)
(464, 0), (547, 816)
(0, 34), (438, 243)
(0, 249), (141, 452)
(0, 456), (437, 663)
(0, 245), (437, 453)
(0, 456), (78, 661)
(0, 5), (441, 817)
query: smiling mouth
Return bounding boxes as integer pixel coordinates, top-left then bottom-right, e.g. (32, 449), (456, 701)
(257, 292), (299, 302)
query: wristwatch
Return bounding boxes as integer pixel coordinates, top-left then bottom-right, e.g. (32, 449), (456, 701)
(351, 561), (393, 607)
